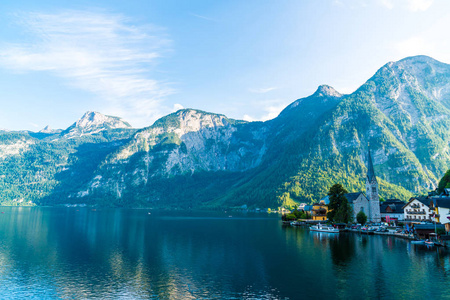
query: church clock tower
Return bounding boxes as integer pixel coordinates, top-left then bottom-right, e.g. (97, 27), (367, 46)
(366, 148), (381, 222)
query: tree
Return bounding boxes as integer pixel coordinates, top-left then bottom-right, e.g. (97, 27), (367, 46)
(438, 169), (450, 194)
(327, 183), (353, 223)
(356, 211), (367, 225)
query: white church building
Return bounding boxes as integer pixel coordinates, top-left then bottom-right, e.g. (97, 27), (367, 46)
(320, 149), (381, 223)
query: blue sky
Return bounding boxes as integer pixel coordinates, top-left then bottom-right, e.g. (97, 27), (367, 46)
(0, 0), (448, 130)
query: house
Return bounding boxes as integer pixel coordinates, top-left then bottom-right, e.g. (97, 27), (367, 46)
(311, 202), (328, 221)
(403, 197), (433, 223)
(380, 199), (405, 223)
(429, 197), (450, 232)
(298, 203), (307, 210)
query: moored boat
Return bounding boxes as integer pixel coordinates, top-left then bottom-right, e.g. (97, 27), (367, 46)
(310, 223), (339, 233)
(411, 240), (425, 244)
(425, 240), (435, 246)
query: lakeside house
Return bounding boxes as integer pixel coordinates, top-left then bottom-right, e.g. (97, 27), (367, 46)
(430, 196), (450, 232)
(380, 199), (405, 223)
(403, 197), (433, 223)
(310, 198), (329, 221)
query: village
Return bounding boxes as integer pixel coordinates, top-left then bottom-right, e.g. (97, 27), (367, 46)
(282, 149), (450, 246)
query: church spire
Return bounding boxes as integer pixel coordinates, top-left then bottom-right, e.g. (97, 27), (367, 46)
(367, 147), (377, 183)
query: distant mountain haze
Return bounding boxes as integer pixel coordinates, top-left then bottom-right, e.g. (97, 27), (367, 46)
(0, 55), (449, 208)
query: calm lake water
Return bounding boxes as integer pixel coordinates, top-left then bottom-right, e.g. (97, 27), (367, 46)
(0, 207), (450, 299)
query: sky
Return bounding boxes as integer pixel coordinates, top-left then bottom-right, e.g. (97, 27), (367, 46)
(0, 0), (449, 130)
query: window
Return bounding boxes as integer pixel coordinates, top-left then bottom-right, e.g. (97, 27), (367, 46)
(372, 187), (376, 193)
(360, 207), (364, 213)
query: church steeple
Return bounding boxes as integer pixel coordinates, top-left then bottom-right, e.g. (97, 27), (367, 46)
(367, 148), (377, 183)
(366, 146), (381, 222)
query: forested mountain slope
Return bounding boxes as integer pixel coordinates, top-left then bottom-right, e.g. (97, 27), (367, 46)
(1, 56), (449, 209)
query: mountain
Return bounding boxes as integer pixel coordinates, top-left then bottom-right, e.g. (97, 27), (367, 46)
(0, 113), (136, 205)
(0, 55), (449, 209)
(61, 111), (132, 138)
(39, 126), (62, 134)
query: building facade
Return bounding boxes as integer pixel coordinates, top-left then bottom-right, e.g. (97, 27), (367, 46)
(311, 202), (328, 221)
(403, 197), (433, 222)
(430, 196), (450, 232)
(346, 192), (370, 221)
(380, 199), (405, 222)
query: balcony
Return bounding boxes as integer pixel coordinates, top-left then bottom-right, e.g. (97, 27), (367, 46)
(405, 217), (431, 221)
(407, 210), (426, 215)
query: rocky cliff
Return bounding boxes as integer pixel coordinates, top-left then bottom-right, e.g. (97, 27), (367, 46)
(0, 56), (449, 208)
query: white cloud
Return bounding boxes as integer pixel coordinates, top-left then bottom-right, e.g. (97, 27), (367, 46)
(0, 10), (173, 128)
(406, 0), (433, 11)
(248, 87), (278, 93)
(189, 13), (217, 22)
(242, 100), (288, 122)
(379, 0), (394, 9)
(378, 0), (433, 11)
(173, 103), (184, 111)
(243, 114), (256, 122)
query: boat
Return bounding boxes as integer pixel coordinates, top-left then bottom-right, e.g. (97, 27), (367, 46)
(411, 240), (425, 244)
(290, 221), (303, 226)
(425, 240), (435, 246)
(310, 223), (339, 233)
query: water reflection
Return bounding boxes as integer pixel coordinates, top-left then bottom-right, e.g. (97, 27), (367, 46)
(2, 208), (450, 299)
(0, 208), (286, 299)
(329, 233), (355, 267)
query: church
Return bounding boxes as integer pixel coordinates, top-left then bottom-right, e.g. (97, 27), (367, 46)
(349, 149), (381, 223)
(319, 149), (381, 223)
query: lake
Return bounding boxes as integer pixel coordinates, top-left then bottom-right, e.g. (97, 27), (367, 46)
(0, 207), (449, 299)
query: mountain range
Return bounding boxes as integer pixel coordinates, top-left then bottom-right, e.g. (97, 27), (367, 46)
(1, 55), (449, 209)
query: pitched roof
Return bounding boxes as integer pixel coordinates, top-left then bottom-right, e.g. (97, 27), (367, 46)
(367, 148), (377, 182)
(380, 199), (405, 213)
(431, 197), (450, 209)
(304, 205), (313, 211)
(404, 196), (431, 208)
(345, 192), (365, 204)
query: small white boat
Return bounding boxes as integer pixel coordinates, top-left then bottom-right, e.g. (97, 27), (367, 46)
(411, 240), (425, 244)
(310, 223), (339, 233)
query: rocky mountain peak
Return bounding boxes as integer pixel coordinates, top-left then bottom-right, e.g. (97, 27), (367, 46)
(396, 55), (443, 66)
(61, 111), (132, 137)
(75, 111), (130, 129)
(313, 85), (342, 98)
(39, 125), (55, 133)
